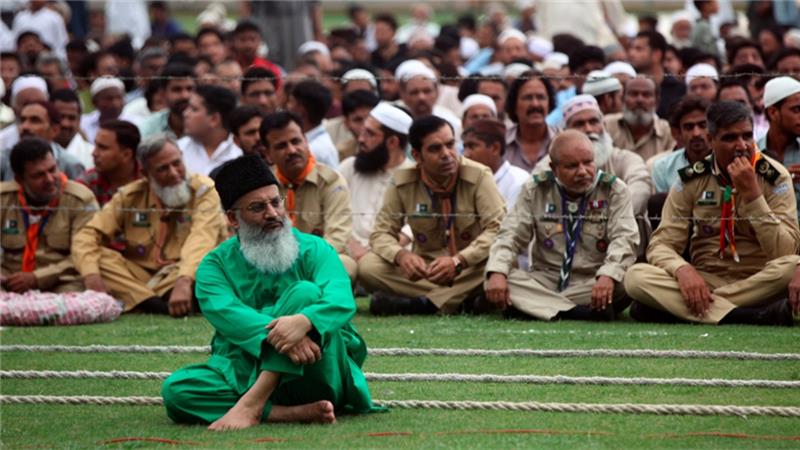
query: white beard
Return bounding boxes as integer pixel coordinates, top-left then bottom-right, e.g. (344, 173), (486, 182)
(622, 107), (654, 127)
(587, 131), (614, 168)
(151, 179), (192, 208)
(237, 215), (299, 274)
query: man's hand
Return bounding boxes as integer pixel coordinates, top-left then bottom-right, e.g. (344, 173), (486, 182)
(83, 274), (108, 293)
(788, 265), (800, 316)
(286, 336), (322, 365)
(427, 256), (457, 286)
(787, 164), (800, 184)
(4, 272), (37, 293)
(395, 250), (427, 281)
(485, 272), (511, 310)
(591, 276), (615, 311)
(347, 239), (369, 262)
(675, 264), (713, 317)
(728, 156), (761, 203)
(266, 314), (312, 353)
(168, 276), (193, 317)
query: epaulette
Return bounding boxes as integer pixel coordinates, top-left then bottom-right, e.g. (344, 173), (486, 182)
(755, 157), (781, 184)
(393, 166), (420, 186)
(0, 180), (19, 194)
(598, 171), (617, 186)
(315, 164), (341, 184)
(118, 178), (147, 196)
(531, 171), (554, 185)
(459, 161), (485, 184)
(678, 159), (711, 182)
(62, 180), (96, 203)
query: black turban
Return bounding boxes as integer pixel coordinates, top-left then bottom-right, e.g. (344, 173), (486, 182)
(211, 154), (278, 210)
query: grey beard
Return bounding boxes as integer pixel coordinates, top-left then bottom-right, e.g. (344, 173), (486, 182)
(151, 179), (191, 207)
(622, 107), (654, 127)
(587, 132), (613, 167)
(237, 215), (299, 274)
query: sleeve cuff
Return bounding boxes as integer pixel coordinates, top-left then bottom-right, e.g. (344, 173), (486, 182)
(596, 266), (624, 282)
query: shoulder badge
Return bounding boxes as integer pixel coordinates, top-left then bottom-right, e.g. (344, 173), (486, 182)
(755, 158), (780, 184)
(678, 159), (709, 182)
(598, 172), (617, 186)
(532, 171), (554, 185)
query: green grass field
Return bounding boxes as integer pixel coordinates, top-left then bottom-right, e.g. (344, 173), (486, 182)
(1, 298), (799, 449)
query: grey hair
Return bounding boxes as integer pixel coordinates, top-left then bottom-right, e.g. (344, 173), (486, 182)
(36, 52), (68, 75)
(136, 46), (168, 64)
(706, 100), (753, 137)
(137, 133), (180, 168)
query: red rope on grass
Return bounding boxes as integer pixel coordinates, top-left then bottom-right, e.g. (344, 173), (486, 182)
(98, 437), (203, 446)
(651, 432), (800, 442)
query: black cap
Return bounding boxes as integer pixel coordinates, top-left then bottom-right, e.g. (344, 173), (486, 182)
(211, 154), (278, 210)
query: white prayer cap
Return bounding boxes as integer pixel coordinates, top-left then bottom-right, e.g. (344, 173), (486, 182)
(603, 61), (637, 78)
(342, 68), (377, 88)
(394, 59), (436, 82)
(542, 52), (569, 70)
(497, 29), (526, 46)
(504, 62), (532, 79)
(785, 28), (800, 49)
(460, 36), (479, 60)
(764, 76), (800, 108)
(298, 40), (330, 56)
(527, 35), (553, 59)
(370, 102), (413, 135)
(462, 94), (497, 116)
(90, 76), (125, 97)
(671, 10), (694, 24)
(562, 94), (601, 123)
(517, 0), (535, 9)
(10, 75), (48, 105)
(582, 70), (622, 97)
(685, 63), (719, 86)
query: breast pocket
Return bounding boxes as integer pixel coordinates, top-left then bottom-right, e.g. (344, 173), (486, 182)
(693, 205), (720, 239)
(454, 214), (480, 248)
(1, 231), (25, 253)
(408, 215), (441, 251)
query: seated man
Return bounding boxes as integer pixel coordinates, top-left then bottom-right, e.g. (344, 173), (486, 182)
(1, 138), (98, 293)
(485, 130), (639, 321)
(260, 112), (357, 280)
(78, 120), (143, 206)
(358, 115), (506, 315)
(161, 154), (380, 431)
(72, 134), (228, 316)
(624, 101), (800, 325)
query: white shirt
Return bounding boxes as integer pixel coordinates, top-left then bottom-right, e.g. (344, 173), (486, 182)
(177, 133), (242, 176)
(65, 133), (95, 170)
(494, 160), (530, 208)
(12, 7), (68, 59)
(80, 110), (137, 144)
(105, 0), (150, 50)
(306, 124), (340, 168)
(0, 124), (19, 152)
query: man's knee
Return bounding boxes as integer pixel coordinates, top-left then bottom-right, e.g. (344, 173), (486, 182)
(161, 372), (196, 423)
(623, 263), (656, 300)
(278, 281), (322, 311)
(357, 252), (391, 290)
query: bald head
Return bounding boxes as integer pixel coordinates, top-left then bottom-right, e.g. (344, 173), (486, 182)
(549, 129), (593, 165)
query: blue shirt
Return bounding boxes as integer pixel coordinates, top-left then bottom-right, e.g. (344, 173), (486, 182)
(652, 149), (689, 193)
(758, 134), (800, 220)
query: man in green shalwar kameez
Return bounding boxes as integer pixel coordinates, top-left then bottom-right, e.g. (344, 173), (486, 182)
(162, 154), (381, 431)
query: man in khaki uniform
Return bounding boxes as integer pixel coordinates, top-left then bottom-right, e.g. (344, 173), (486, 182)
(486, 130), (639, 321)
(625, 101), (800, 325)
(1, 138), (97, 293)
(260, 111), (356, 280)
(359, 115), (506, 315)
(73, 134), (228, 316)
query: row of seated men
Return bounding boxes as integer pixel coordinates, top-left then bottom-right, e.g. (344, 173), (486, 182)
(1, 90), (799, 326)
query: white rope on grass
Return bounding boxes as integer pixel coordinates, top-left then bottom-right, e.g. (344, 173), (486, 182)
(3, 395), (800, 417)
(4, 370), (799, 389)
(3, 345), (799, 361)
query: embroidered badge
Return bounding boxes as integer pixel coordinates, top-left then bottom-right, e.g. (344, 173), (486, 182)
(698, 190), (718, 205)
(773, 183), (790, 195)
(701, 224), (714, 236)
(133, 212), (150, 227)
(2, 219), (19, 234)
(135, 245), (147, 256)
(589, 200), (607, 210)
(543, 238), (554, 249)
(416, 233), (427, 243)
(596, 239), (608, 252)
(545, 203), (556, 213)
(416, 203), (428, 213)
(460, 231), (471, 241)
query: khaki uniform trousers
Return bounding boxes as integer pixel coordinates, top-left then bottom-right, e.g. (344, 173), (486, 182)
(357, 252), (485, 313)
(339, 254), (357, 284)
(505, 269), (626, 320)
(97, 248), (180, 312)
(624, 254), (800, 324)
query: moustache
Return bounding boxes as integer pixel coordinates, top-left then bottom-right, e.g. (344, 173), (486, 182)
(525, 106), (545, 116)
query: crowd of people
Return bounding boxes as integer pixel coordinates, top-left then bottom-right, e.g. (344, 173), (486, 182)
(3, 0), (800, 430)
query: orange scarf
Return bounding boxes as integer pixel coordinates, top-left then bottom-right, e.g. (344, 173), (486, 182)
(18, 173), (68, 272)
(419, 168), (459, 256)
(276, 154), (316, 225)
(719, 150), (762, 262)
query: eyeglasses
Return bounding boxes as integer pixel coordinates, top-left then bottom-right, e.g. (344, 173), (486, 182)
(240, 196), (285, 214)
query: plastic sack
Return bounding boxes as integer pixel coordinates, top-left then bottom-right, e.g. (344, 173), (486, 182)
(0, 290), (123, 326)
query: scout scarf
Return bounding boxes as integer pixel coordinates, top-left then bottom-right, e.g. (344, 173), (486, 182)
(276, 153), (316, 225)
(718, 150), (762, 262)
(18, 173), (68, 272)
(419, 166), (459, 256)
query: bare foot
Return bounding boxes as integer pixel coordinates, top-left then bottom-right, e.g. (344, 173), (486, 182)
(208, 402), (263, 432)
(268, 400), (336, 424)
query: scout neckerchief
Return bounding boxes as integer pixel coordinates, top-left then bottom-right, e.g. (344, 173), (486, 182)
(419, 166), (459, 256)
(555, 170), (602, 291)
(718, 150), (762, 263)
(276, 153), (316, 225)
(18, 173), (68, 272)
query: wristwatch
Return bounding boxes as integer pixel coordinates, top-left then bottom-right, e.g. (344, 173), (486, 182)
(452, 256), (463, 275)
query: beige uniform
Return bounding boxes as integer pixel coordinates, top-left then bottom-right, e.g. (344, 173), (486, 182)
(487, 171), (639, 320)
(624, 154), (800, 323)
(358, 157), (506, 313)
(324, 117), (357, 161)
(278, 163), (356, 279)
(72, 174), (227, 311)
(604, 113), (676, 162)
(0, 180), (97, 292)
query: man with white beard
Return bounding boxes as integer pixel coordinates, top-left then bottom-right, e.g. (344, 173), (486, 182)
(72, 134), (228, 316)
(534, 95), (652, 217)
(162, 154), (381, 431)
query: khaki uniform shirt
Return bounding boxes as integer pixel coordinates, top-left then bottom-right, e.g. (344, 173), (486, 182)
(0, 180), (98, 289)
(487, 171), (639, 282)
(604, 113), (676, 162)
(370, 157), (506, 266)
(72, 174), (227, 279)
(324, 116), (357, 162)
(278, 163), (352, 254)
(648, 154), (800, 279)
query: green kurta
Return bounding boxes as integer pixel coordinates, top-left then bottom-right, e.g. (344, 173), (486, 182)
(162, 229), (380, 424)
